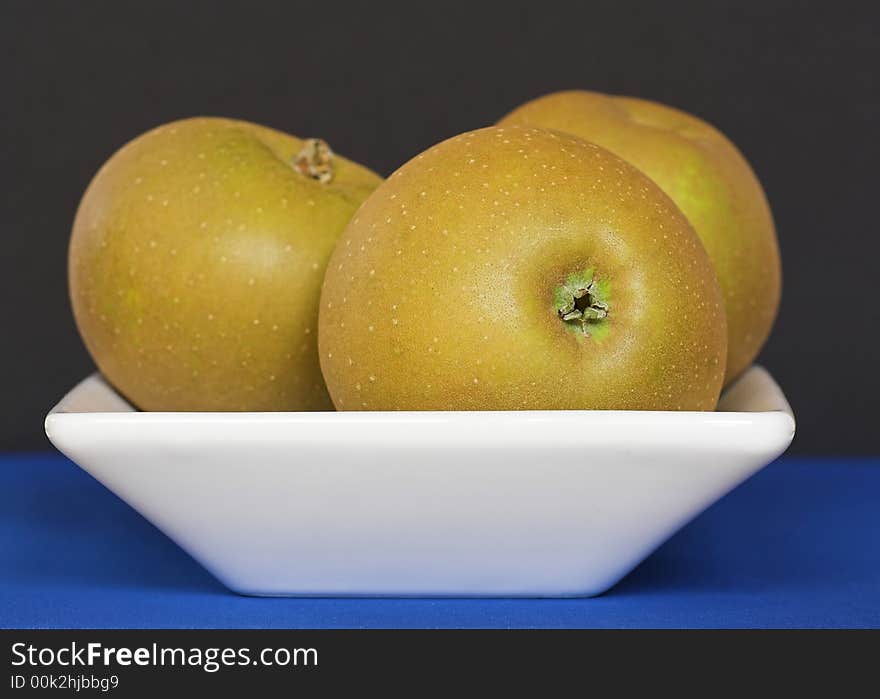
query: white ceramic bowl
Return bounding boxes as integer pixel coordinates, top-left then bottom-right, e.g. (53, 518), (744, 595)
(45, 366), (794, 597)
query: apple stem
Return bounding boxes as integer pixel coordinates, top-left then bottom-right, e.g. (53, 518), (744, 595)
(293, 138), (335, 184)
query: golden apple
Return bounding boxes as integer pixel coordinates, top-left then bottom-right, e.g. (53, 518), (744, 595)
(69, 117), (382, 410)
(319, 126), (726, 411)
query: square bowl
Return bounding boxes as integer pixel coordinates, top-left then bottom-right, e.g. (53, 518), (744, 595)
(45, 365), (795, 597)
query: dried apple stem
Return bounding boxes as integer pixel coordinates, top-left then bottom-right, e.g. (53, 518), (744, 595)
(293, 138), (335, 184)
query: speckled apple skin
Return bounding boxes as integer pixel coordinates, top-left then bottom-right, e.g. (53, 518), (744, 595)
(69, 117), (382, 411)
(319, 126), (727, 412)
(499, 91), (781, 384)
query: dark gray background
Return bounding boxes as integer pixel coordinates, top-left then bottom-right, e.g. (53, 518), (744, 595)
(1, 1), (877, 453)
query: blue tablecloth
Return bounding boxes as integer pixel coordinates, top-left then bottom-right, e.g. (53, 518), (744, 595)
(1, 454), (877, 628)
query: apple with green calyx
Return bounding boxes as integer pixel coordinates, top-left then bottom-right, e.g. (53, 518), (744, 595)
(69, 117), (382, 411)
(318, 126), (727, 411)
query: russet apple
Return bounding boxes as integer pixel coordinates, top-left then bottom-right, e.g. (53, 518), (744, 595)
(318, 126), (726, 411)
(69, 117), (382, 410)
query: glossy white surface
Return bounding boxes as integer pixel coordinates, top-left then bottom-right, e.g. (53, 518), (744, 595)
(45, 366), (795, 597)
